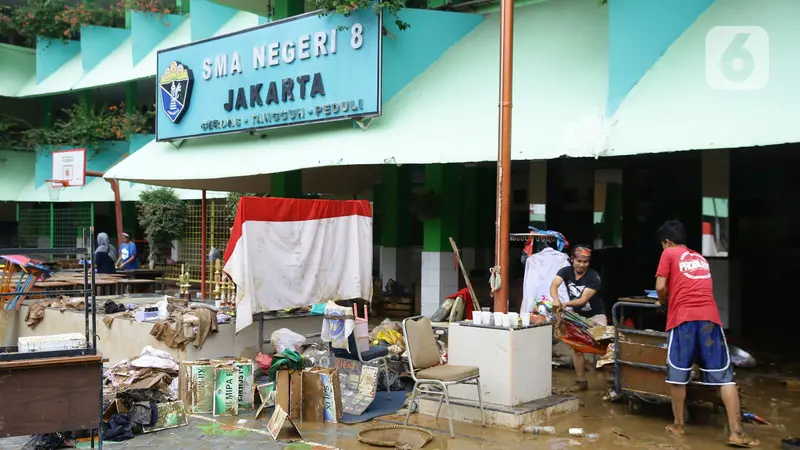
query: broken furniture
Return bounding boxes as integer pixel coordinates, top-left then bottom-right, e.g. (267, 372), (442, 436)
(0, 254), (53, 309)
(402, 316), (485, 438)
(0, 238), (104, 448)
(330, 305), (391, 401)
(256, 311), (323, 355)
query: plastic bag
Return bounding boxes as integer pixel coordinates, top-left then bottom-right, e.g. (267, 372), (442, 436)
(256, 352), (273, 371)
(555, 317), (606, 355)
(376, 329), (403, 346)
(155, 298), (170, 320)
(369, 318), (402, 340)
(271, 328), (306, 354)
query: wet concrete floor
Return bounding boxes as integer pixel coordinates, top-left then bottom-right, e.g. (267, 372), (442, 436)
(1, 369), (796, 449)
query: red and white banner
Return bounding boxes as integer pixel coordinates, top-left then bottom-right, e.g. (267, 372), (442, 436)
(224, 197), (373, 333)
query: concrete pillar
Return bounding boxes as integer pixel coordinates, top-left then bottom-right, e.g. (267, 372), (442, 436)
(270, 171), (302, 198)
(379, 166), (413, 288)
(272, 0), (304, 19)
(421, 164), (460, 316)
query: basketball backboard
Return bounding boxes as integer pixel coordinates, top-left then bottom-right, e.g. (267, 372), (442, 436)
(51, 148), (86, 187)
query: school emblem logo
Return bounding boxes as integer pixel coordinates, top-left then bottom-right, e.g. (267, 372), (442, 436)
(159, 60), (194, 124)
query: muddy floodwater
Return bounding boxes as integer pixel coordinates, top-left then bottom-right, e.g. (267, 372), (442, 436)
(1, 368), (796, 449)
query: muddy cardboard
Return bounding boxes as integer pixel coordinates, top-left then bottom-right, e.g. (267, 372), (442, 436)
(213, 362), (239, 416)
(180, 361), (214, 414)
(235, 359), (255, 410)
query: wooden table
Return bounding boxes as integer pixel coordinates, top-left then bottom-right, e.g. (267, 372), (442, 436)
(118, 269), (166, 294)
(117, 278), (158, 294)
(0, 354), (103, 438)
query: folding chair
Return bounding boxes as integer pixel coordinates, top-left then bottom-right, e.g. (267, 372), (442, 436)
(402, 315), (485, 438)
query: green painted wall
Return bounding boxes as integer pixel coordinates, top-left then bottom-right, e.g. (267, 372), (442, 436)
(423, 164), (460, 252)
(270, 171), (302, 198)
(381, 165), (412, 248)
(461, 166), (478, 248)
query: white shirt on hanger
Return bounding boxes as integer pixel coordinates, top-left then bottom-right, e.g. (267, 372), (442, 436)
(521, 247), (570, 314)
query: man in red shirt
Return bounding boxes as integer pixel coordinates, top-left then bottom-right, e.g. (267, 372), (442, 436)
(655, 220), (758, 447)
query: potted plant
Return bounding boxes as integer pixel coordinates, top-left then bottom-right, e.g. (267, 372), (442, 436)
(137, 187), (187, 269)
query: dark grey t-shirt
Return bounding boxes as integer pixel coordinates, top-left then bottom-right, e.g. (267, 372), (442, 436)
(557, 266), (604, 319)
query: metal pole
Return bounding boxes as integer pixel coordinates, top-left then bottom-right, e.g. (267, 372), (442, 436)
(494, 0), (514, 314)
(201, 190), (207, 299)
(109, 180), (124, 248)
(49, 203), (55, 248)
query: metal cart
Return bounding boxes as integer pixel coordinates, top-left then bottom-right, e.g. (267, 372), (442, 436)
(612, 301), (722, 418)
(0, 230), (104, 449)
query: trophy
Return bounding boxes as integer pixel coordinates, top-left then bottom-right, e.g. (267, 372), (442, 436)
(178, 264), (191, 299)
(212, 259), (222, 300)
(221, 275), (236, 316)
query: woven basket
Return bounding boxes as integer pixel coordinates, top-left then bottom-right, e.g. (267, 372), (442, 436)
(357, 425), (434, 447)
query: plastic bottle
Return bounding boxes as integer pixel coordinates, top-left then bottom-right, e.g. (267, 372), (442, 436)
(524, 426), (555, 435)
(568, 428), (584, 437)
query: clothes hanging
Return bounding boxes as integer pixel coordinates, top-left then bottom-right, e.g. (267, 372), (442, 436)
(521, 247), (570, 314)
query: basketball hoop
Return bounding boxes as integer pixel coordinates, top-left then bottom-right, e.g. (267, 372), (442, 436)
(46, 179), (69, 201)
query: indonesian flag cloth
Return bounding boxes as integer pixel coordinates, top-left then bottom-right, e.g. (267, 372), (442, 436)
(224, 197), (373, 333)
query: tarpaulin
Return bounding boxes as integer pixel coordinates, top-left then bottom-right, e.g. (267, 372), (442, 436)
(224, 197), (373, 333)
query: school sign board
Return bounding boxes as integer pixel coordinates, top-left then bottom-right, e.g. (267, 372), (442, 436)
(156, 10), (383, 141)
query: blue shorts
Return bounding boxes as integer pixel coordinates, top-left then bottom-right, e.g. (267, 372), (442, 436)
(666, 320), (735, 386)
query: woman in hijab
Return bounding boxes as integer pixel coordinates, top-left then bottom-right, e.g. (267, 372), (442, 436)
(95, 232), (117, 274)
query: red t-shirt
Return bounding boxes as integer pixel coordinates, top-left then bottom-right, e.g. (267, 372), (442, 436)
(655, 246), (722, 331)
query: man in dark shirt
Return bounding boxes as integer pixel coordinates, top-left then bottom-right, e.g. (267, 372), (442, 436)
(550, 246), (606, 391)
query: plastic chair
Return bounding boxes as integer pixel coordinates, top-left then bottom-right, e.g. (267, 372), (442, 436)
(402, 315), (485, 438)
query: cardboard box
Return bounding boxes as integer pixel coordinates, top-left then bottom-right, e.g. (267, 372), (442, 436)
(18, 333), (86, 353)
(289, 370), (303, 421)
(254, 382), (275, 419)
(102, 399), (128, 421)
(275, 370), (303, 420)
(212, 361), (239, 416)
(302, 367), (343, 423)
(234, 359), (255, 410)
(179, 360), (214, 414)
(142, 401), (188, 433)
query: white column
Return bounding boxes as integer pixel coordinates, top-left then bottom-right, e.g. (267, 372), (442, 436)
(379, 246), (416, 287)
(379, 246), (398, 286)
(395, 247), (414, 287)
(421, 251), (459, 317)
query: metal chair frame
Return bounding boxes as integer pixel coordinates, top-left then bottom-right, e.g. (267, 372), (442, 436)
(402, 315), (485, 438)
(328, 332), (392, 401)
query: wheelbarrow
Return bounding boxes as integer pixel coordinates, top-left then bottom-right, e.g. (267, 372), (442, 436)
(612, 301), (724, 420)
